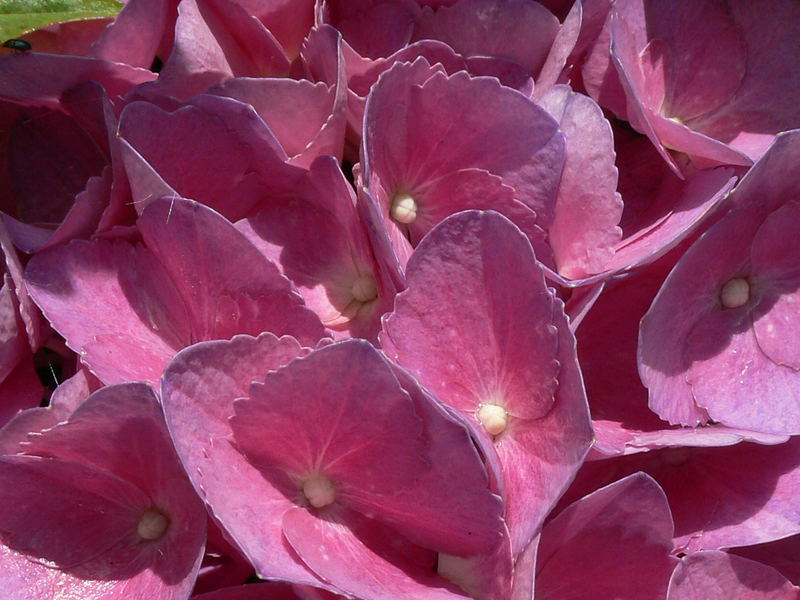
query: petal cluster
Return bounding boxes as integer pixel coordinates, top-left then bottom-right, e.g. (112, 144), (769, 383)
(1, 1), (799, 599)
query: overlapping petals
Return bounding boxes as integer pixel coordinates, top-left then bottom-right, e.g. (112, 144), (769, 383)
(2, 1), (800, 598)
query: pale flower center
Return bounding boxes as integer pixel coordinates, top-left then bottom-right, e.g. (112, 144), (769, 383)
(302, 474), (337, 508)
(476, 403), (508, 436)
(351, 275), (378, 303)
(720, 277), (750, 308)
(390, 192), (418, 224)
(137, 508), (170, 540)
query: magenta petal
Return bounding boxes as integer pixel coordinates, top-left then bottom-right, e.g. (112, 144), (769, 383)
(363, 363), (505, 557)
(160, 333), (323, 586)
(283, 507), (467, 600)
(382, 211), (558, 418)
(138, 197), (325, 345)
(382, 211), (592, 553)
(211, 61), (347, 167)
(148, 0), (289, 99)
(1, 383), (206, 599)
(192, 582), (337, 600)
(0, 455), (150, 569)
(118, 99), (289, 222)
(236, 157), (392, 341)
(231, 340), (427, 498)
(0, 54), (154, 110)
(560, 437), (800, 552)
(732, 535), (800, 587)
(639, 135), (800, 434)
(667, 551), (799, 599)
(537, 473), (678, 599)
(363, 60), (565, 227)
(25, 238), (190, 385)
(233, 339), (502, 556)
(538, 85), (622, 278)
(749, 201), (800, 370)
(413, 0), (559, 75)
(90, 0), (178, 68)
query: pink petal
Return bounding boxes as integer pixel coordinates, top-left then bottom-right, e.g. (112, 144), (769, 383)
(90, 0), (179, 68)
(667, 551), (799, 599)
(537, 473), (678, 599)
(0, 54), (154, 110)
(382, 210), (592, 553)
(413, 0), (559, 75)
(382, 211), (559, 420)
(160, 333), (324, 586)
(236, 158), (392, 341)
(2, 383), (206, 599)
(535, 0), (582, 97)
(750, 201), (800, 370)
(239, 0), (315, 60)
(210, 75), (345, 166)
(364, 61), (564, 229)
(323, 0), (419, 60)
(18, 19), (113, 56)
(233, 339), (503, 556)
(0, 455), (151, 570)
(231, 340), (428, 501)
(558, 437), (800, 552)
(283, 507), (467, 600)
(25, 238), (190, 385)
(137, 197), (325, 345)
(732, 535), (800, 587)
(118, 98), (294, 222)
(147, 0), (290, 99)
(538, 85), (622, 278)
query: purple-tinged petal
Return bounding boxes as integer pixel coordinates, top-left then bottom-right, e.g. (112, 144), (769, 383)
(538, 86), (622, 278)
(0, 54), (154, 110)
(320, 0), (420, 60)
(25, 238), (190, 385)
(413, 0), (559, 75)
(283, 507), (467, 600)
(233, 339), (503, 556)
(558, 437), (800, 552)
(90, 0), (179, 68)
(118, 98), (297, 222)
(535, 0), (582, 97)
(237, 158), (393, 342)
(732, 535), (800, 587)
(382, 211), (592, 554)
(138, 198), (325, 346)
(161, 333), (324, 586)
(145, 0), (289, 99)
(537, 473), (678, 600)
(667, 551), (799, 599)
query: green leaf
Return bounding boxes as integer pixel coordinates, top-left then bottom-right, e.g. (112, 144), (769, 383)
(0, 0), (122, 41)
